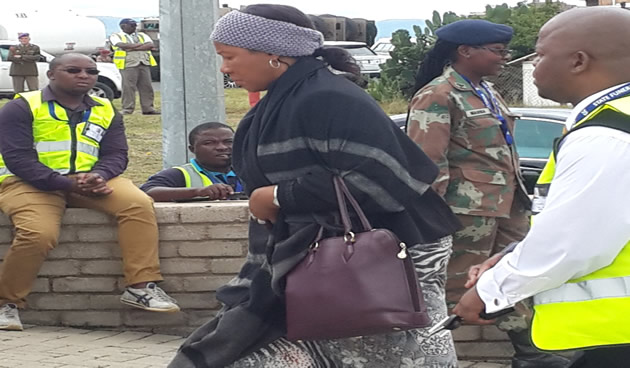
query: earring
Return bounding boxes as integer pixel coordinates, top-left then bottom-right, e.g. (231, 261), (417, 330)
(269, 59), (281, 69)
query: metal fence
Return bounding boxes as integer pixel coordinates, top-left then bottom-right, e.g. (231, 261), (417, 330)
(490, 60), (561, 107)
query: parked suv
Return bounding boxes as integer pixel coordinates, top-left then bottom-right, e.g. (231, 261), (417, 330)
(323, 41), (388, 78)
(0, 41), (122, 100)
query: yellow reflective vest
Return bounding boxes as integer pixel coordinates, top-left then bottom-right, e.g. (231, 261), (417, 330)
(174, 163), (216, 188)
(0, 91), (115, 183)
(530, 94), (630, 351)
(111, 32), (157, 70)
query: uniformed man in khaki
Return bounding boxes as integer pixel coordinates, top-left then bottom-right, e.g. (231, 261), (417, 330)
(7, 33), (41, 93)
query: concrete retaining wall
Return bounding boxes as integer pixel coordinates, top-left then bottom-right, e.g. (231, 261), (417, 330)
(0, 202), (513, 361)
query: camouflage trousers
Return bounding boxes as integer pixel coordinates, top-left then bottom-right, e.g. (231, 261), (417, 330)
(446, 197), (531, 331)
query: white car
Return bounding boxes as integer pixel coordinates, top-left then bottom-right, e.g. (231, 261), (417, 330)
(0, 40), (122, 100)
(323, 41), (388, 78)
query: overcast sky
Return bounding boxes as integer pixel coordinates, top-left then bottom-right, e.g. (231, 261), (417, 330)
(9, 0), (587, 21)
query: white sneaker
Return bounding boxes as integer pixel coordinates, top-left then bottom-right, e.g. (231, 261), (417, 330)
(0, 303), (23, 331)
(120, 282), (180, 313)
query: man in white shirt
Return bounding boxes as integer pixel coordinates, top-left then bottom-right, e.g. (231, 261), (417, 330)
(453, 7), (630, 367)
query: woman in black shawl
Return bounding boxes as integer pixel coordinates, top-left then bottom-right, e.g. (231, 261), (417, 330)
(169, 5), (461, 368)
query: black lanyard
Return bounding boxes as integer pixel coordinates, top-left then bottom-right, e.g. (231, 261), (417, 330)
(459, 75), (513, 145)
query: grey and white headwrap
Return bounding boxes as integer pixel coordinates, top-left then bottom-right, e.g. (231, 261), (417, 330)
(210, 11), (324, 57)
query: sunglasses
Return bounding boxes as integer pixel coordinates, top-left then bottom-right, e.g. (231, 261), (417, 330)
(61, 67), (100, 75)
(473, 46), (513, 57)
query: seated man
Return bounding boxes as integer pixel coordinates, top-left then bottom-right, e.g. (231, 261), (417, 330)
(141, 122), (243, 202)
(0, 53), (179, 331)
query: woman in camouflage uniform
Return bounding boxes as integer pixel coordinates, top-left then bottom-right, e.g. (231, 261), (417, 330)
(406, 20), (568, 368)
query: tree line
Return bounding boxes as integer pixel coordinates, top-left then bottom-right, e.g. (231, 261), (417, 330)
(368, 1), (565, 101)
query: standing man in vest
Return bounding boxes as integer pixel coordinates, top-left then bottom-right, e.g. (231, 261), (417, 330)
(0, 53), (179, 331)
(454, 8), (630, 367)
(109, 18), (159, 115)
(7, 33), (41, 93)
(141, 122), (243, 201)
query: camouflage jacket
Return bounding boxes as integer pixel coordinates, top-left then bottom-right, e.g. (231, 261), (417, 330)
(407, 66), (530, 218)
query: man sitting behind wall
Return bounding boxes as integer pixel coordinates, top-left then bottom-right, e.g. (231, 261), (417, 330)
(141, 122), (243, 201)
(0, 53), (179, 332)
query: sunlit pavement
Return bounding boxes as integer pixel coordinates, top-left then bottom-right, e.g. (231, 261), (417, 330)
(0, 325), (510, 367)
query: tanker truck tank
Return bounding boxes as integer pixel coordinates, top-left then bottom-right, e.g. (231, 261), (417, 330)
(0, 12), (107, 56)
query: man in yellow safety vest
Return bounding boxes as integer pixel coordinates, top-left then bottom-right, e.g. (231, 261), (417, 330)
(0, 54), (178, 332)
(454, 7), (630, 367)
(109, 18), (159, 115)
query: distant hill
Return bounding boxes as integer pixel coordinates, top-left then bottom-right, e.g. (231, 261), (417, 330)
(375, 19), (426, 40)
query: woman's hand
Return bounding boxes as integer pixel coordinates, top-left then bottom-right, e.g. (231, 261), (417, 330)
(249, 185), (279, 223)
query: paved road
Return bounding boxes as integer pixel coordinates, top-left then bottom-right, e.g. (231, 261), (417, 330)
(0, 325), (509, 368)
(0, 325), (183, 368)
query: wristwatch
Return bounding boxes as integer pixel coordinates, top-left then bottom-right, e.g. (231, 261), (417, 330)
(272, 185), (280, 207)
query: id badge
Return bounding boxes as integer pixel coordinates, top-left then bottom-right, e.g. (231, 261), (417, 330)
(82, 122), (106, 142)
(465, 108), (492, 118)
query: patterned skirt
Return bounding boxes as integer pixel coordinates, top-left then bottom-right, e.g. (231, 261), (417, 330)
(227, 236), (457, 368)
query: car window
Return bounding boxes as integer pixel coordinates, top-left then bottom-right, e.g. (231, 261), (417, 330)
(343, 46), (377, 57)
(0, 46), (9, 61)
(514, 118), (565, 159)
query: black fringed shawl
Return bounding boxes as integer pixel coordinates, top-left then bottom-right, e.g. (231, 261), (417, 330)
(169, 57), (461, 368)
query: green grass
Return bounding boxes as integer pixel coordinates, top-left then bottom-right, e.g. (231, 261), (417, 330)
(0, 89), (408, 185)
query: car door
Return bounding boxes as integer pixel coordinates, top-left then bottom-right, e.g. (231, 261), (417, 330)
(514, 117), (565, 194)
(0, 45), (14, 93)
(36, 52), (51, 90)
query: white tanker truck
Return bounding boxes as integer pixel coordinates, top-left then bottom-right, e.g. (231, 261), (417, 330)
(0, 11), (107, 56)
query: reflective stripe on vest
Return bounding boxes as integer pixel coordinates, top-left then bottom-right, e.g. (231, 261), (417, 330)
(112, 32), (157, 70)
(534, 275), (630, 305)
(530, 95), (630, 351)
(174, 163), (215, 188)
(35, 141), (100, 158)
(0, 91), (115, 183)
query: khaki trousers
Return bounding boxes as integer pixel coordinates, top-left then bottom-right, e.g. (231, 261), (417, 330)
(0, 176), (162, 307)
(120, 64), (155, 114)
(12, 76), (39, 93)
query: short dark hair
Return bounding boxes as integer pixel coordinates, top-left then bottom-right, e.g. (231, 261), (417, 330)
(189, 122), (234, 145)
(48, 53), (94, 71)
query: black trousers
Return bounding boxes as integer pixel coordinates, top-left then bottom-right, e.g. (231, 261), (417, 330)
(569, 346), (630, 368)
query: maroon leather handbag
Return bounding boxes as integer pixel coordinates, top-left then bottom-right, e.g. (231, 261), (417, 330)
(285, 176), (431, 341)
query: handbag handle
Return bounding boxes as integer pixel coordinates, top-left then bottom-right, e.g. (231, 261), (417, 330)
(333, 176), (373, 234)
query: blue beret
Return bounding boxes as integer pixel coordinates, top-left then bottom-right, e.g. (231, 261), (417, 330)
(435, 19), (513, 45)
